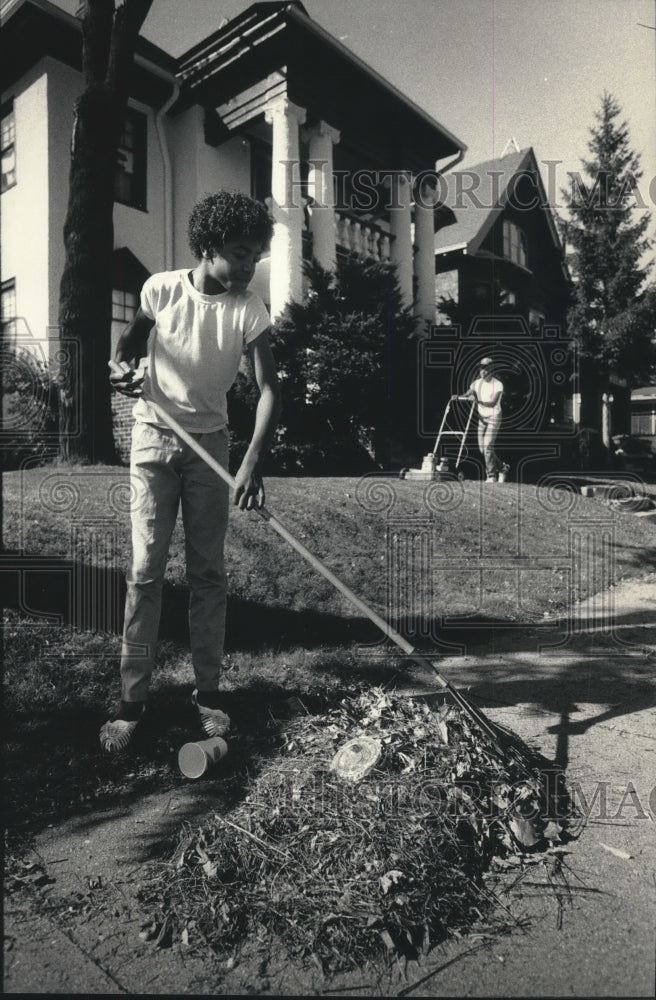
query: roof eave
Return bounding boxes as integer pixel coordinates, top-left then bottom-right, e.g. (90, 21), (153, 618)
(435, 243), (467, 256)
(2, 0), (176, 68)
(285, 3), (465, 156)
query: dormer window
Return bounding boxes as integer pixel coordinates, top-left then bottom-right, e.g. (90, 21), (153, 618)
(503, 220), (527, 268)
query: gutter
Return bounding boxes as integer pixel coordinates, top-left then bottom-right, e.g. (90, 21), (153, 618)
(134, 54), (180, 270)
(435, 148), (465, 177)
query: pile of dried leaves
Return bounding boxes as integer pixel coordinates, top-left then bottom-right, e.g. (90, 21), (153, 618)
(140, 689), (573, 974)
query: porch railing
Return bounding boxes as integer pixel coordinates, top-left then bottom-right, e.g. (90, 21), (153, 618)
(334, 210), (392, 261)
(265, 195), (394, 263)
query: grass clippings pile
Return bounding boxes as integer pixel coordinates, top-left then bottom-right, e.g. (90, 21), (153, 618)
(140, 689), (572, 974)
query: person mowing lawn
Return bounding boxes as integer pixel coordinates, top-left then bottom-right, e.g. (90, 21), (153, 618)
(100, 191), (281, 752)
(459, 356), (509, 483)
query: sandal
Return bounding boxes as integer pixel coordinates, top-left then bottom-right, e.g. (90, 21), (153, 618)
(99, 708), (144, 753)
(191, 689), (231, 738)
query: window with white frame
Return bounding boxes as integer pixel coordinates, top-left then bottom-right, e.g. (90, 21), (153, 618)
(632, 411), (655, 437)
(1, 106), (16, 192)
(111, 288), (138, 356)
(502, 220), (528, 268)
(114, 109), (147, 211)
(112, 288), (138, 323)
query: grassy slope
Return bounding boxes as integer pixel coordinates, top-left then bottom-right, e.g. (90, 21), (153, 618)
(3, 465), (655, 834)
(4, 465), (656, 620)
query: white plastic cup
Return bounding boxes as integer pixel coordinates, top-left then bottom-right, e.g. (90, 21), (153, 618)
(178, 736), (228, 779)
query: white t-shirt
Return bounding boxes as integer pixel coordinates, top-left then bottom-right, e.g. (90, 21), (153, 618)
(471, 376), (504, 417)
(133, 269), (271, 433)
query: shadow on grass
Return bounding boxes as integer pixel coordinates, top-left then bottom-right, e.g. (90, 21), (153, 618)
(3, 677), (284, 849)
(1, 552), (520, 653)
(4, 661), (419, 852)
(0, 553), (382, 649)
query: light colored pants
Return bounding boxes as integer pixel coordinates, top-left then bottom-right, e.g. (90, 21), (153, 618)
(477, 412), (502, 478)
(120, 421), (230, 703)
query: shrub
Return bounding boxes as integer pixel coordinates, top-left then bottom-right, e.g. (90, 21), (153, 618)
(229, 255), (418, 474)
(1, 339), (58, 470)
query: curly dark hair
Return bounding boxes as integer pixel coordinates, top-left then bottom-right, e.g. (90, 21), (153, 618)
(187, 191), (274, 259)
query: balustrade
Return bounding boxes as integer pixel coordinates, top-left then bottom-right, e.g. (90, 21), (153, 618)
(333, 210), (392, 261)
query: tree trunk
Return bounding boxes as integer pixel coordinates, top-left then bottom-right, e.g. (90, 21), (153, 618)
(58, 85), (120, 462)
(58, 0), (152, 463)
(578, 356), (602, 431)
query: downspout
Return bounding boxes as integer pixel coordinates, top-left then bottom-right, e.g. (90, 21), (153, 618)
(154, 80), (180, 270)
(134, 54), (180, 270)
(430, 148), (466, 327)
(432, 147), (466, 238)
(435, 147), (465, 179)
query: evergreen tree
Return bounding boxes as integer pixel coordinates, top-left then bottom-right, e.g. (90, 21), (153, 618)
(561, 92), (656, 430)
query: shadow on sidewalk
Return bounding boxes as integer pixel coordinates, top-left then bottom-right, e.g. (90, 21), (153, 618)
(408, 610), (656, 770)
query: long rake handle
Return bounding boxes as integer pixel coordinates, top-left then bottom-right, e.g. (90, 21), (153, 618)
(147, 403), (501, 744)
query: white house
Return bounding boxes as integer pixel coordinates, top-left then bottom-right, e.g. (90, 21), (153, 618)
(1, 0), (466, 456)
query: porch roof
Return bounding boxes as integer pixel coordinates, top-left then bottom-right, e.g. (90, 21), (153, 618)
(175, 1), (465, 171)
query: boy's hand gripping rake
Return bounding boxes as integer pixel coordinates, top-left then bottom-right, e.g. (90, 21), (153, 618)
(147, 403), (510, 754)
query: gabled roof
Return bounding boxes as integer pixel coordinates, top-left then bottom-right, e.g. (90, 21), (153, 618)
(434, 146), (562, 256)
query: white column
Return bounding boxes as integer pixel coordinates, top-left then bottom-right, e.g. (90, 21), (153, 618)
(413, 175), (438, 328)
(370, 229), (380, 260)
(336, 212), (349, 249)
(303, 120), (340, 271)
(386, 171), (413, 308)
(264, 97), (307, 318)
(350, 220), (362, 254)
(602, 392), (614, 448)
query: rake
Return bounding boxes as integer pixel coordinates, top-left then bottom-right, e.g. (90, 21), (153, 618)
(145, 402), (541, 773)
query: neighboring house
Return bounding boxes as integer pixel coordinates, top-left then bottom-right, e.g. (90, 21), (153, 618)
(433, 145), (569, 333)
(417, 144), (574, 475)
(631, 386), (656, 449)
(1, 0), (465, 460)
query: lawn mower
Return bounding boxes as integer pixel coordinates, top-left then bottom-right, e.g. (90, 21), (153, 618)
(400, 395), (476, 481)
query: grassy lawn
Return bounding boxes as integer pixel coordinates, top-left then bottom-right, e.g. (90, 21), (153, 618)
(3, 463), (656, 839)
